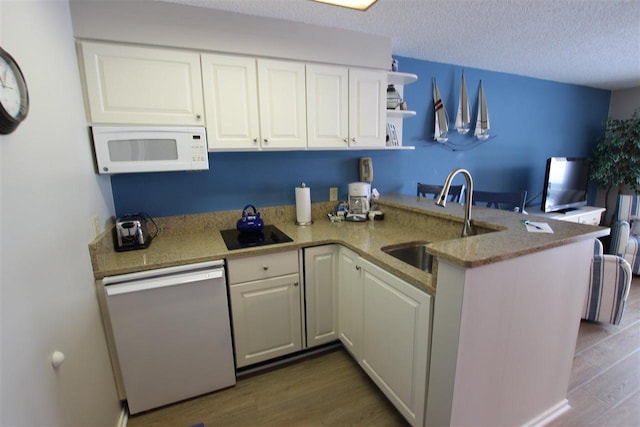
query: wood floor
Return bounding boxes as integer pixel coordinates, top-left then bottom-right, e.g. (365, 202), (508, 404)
(128, 277), (640, 427)
(548, 275), (640, 427)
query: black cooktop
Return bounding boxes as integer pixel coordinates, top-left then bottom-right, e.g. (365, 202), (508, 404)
(220, 225), (293, 250)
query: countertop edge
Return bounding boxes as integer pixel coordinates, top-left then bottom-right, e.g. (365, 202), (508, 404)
(89, 195), (608, 295)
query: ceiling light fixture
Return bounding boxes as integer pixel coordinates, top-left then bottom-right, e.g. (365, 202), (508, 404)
(311, 0), (378, 11)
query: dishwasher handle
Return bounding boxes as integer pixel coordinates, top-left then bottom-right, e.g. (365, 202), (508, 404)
(105, 268), (224, 296)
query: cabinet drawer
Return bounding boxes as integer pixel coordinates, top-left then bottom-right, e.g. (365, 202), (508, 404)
(228, 250), (299, 284)
(578, 213), (602, 225)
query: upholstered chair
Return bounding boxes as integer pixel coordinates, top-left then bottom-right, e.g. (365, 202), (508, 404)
(582, 239), (632, 325)
(610, 194), (640, 275)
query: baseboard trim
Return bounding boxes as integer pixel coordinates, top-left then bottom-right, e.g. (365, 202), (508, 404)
(524, 399), (571, 427)
(117, 405), (128, 427)
(236, 341), (342, 378)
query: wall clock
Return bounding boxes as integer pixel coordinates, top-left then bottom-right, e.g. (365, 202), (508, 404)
(0, 46), (29, 134)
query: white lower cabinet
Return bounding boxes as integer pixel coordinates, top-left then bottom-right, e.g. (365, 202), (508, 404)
(337, 246), (362, 359)
(359, 257), (431, 427)
(229, 245), (432, 427)
(338, 248), (432, 427)
(228, 251), (302, 368)
(304, 245), (339, 347)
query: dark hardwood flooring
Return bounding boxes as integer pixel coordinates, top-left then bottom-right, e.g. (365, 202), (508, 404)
(128, 277), (640, 427)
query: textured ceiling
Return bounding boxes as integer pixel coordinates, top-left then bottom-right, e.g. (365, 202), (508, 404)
(161, 0), (640, 91)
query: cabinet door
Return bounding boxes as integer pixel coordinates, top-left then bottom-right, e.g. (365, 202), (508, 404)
(306, 64), (349, 149)
(229, 273), (302, 368)
(257, 59), (307, 149)
(360, 258), (431, 427)
(337, 246), (363, 359)
(348, 68), (386, 148)
(80, 42), (204, 126)
(201, 54), (261, 150)
(304, 245), (339, 347)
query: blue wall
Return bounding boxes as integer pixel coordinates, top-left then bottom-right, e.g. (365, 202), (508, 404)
(111, 55), (610, 218)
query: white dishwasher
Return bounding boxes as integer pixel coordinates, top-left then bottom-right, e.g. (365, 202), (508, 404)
(101, 260), (235, 414)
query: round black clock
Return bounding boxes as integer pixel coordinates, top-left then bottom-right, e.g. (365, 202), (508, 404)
(0, 46), (29, 134)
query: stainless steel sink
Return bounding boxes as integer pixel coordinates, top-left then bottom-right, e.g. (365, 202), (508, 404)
(382, 243), (434, 273)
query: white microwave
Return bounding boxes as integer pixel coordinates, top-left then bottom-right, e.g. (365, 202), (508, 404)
(91, 126), (209, 174)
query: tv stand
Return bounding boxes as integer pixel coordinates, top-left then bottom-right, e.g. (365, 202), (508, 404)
(554, 207), (579, 214)
(533, 205), (605, 226)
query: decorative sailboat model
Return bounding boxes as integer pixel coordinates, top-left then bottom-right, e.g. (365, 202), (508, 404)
(433, 79), (449, 142)
(454, 72), (471, 134)
(474, 81), (490, 140)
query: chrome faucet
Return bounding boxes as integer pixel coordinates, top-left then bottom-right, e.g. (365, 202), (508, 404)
(436, 168), (474, 237)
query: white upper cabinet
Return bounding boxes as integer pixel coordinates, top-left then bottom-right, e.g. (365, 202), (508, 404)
(257, 59), (307, 149)
(78, 41), (396, 150)
(80, 42), (204, 126)
(201, 54), (260, 150)
(307, 65), (386, 149)
(348, 68), (386, 148)
(203, 56), (307, 150)
(306, 64), (349, 149)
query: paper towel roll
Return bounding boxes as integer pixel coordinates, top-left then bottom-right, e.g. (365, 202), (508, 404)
(295, 185), (312, 225)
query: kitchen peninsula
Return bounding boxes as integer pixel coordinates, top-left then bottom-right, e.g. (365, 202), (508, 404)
(89, 194), (607, 426)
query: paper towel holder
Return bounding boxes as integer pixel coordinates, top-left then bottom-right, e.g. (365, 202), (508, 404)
(295, 182), (314, 226)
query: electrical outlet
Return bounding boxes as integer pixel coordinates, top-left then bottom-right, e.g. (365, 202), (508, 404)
(329, 187), (338, 201)
(91, 215), (101, 238)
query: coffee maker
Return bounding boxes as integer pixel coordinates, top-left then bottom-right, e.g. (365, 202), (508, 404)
(346, 182), (371, 221)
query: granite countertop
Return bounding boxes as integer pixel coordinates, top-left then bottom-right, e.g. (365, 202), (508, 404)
(88, 194), (609, 294)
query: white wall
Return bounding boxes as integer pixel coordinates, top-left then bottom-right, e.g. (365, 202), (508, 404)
(69, 0), (391, 70)
(0, 1), (121, 426)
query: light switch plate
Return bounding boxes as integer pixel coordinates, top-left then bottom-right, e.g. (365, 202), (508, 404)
(329, 187), (338, 201)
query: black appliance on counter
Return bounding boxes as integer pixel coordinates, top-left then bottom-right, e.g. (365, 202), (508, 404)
(114, 213), (157, 251)
(220, 225), (293, 250)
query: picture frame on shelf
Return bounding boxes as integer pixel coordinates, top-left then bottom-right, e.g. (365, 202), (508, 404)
(386, 122), (399, 147)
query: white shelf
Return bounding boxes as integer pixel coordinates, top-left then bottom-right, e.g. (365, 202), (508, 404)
(386, 71), (418, 150)
(387, 110), (416, 118)
(382, 145), (415, 150)
(387, 72), (418, 86)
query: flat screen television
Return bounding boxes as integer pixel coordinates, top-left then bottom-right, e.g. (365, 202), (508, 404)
(541, 157), (590, 213)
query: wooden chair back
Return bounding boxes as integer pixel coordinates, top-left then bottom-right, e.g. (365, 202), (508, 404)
(472, 190), (527, 212)
(417, 183), (464, 203)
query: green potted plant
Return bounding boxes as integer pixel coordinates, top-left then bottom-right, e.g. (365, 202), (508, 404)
(590, 110), (640, 220)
